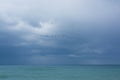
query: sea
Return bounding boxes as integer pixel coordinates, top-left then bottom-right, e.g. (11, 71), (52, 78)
(0, 65), (120, 80)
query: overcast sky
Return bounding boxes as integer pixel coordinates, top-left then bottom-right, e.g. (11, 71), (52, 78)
(0, 0), (120, 65)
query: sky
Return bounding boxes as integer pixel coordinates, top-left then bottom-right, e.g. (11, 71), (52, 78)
(0, 0), (120, 65)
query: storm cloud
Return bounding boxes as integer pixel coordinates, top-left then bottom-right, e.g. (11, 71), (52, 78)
(0, 0), (120, 65)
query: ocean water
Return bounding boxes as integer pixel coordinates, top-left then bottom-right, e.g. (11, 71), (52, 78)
(0, 65), (120, 80)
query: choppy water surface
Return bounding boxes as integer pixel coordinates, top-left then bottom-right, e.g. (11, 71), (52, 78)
(0, 65), (120, 80)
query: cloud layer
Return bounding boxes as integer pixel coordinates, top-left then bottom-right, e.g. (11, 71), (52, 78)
(0, 0), (120, 65)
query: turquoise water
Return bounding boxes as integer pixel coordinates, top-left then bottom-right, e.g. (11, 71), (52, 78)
(0, 65), (120, 80)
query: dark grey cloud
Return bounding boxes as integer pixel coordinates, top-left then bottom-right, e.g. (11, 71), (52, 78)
(0, 0), (120, 65)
